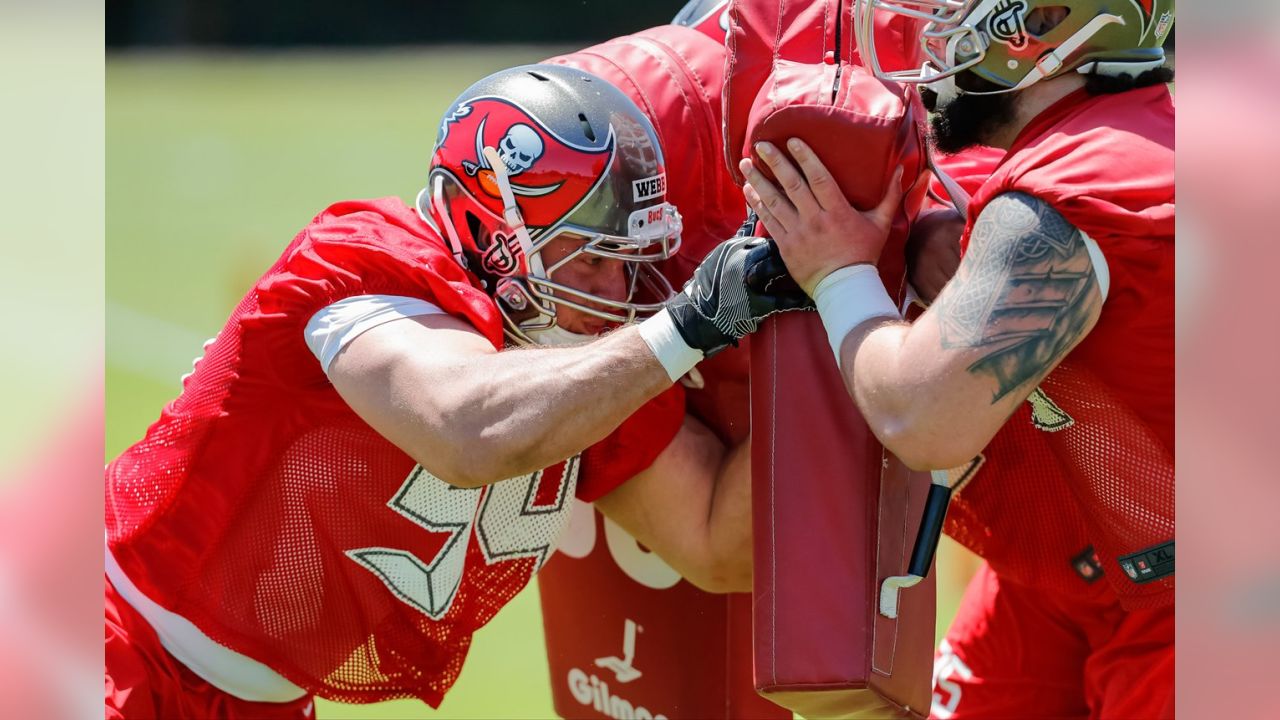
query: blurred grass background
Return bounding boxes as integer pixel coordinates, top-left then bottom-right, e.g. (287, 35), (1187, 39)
(107, 49), (976, 719)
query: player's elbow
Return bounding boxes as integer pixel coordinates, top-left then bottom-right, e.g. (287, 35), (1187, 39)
(875, 415), (986, 471)
(683, 546), (752, 594)
(420, 456), (491, 489)
(421, 436), (522, 489)
(686, 564), (751, 594)
(426, 413), (543, 488)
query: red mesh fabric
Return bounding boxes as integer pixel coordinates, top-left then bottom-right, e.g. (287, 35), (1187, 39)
(105, 290), (256, 543)
(944, 365), (1175, 609)
(951, 87), (1175, 609)
(944, 407), (1096, 598)
(1041, 362), (1175, 607)
(104, 198), (607, 705)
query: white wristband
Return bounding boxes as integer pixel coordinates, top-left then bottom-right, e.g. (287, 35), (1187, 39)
(637, 308), (704, 382)
(812, 264), (900, 368)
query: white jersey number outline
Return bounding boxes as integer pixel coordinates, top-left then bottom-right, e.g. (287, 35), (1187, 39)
(931, 639), (974, 719)
(347, 458), (578, 619)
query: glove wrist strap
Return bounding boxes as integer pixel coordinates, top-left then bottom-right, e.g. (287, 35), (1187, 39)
(813, 264), (900, 368)
(638, 308), (705, 382)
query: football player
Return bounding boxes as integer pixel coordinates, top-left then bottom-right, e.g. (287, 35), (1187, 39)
(105, 65), (805, 719)
(734, 1), (1175, 717)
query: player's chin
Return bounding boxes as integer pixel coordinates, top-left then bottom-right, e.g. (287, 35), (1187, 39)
(589, 318), (630, 336)
(558, 315), (607, 336)
(567, 306), (623, 336)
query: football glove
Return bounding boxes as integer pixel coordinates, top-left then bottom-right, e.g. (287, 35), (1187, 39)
(667, 235), (812, 356)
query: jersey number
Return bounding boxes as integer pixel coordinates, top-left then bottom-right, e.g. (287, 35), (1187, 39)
(346, 458), (578, 619)
(931, 639), (973, 719)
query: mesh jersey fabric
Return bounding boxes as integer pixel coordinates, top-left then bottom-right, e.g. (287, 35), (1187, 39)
(948, 86), (1175, 609)
(105, 197), (683, 705)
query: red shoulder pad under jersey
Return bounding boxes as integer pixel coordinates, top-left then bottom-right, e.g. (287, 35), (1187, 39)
(965, 87), (1175, 251)
(577, 384), (686, 502)
(927, 145), (1004, 212)
(251, 197), (504, 384)
(545, 26), (746, 287)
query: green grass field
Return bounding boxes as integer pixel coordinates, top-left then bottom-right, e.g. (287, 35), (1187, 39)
(107, 49), (974, 719)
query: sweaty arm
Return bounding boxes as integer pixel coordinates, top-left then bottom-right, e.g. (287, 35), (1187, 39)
(325, 311), (670, 489)
(594, 417), (752, 593)
(318, 231), (807, 488)
(834, 192), (1107, 469)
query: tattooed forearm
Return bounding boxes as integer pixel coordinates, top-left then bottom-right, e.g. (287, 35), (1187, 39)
(936, 192), (1100, 402)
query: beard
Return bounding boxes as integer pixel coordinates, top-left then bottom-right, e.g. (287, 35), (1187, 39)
(927, 87), (1019, 155)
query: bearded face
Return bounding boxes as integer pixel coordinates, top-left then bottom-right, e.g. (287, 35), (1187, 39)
(926, 85), (1020, 155)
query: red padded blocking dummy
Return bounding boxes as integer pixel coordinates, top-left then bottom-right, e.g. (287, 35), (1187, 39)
(726, 1), (937, 717)
(537, 25), (788, 720)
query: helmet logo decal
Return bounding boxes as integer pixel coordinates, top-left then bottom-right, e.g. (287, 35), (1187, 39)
(460, 117), (559, 199)
(496, 124), (544, 175)
(433, 97), (615, 229)
(988, 0), (1030, 51)
(1153, 10), (1173, 40)
(481, 230), (524, 277)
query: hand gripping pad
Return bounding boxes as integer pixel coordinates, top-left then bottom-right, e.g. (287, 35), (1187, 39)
(743, 60), (929, 299)
(725, 2), (937, 717)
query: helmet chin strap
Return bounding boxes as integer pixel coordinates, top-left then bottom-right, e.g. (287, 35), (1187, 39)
(926, 70), (962, 106)
(482, 145), (580, 344)
(1010, 13), (1126, 92)
(482, 146), (545, 278)
(425, 176), (470, 266)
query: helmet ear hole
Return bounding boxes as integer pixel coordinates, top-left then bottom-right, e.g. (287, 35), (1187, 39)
(1026, 6), (1071, 37)
(465, 211), (484, 244)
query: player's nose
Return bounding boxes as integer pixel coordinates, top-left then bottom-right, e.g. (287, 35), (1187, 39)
(590, 258), (628, 303)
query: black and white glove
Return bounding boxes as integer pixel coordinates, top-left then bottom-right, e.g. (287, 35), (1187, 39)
(670, 235), (811, 354)
(638, 235), (812, 381)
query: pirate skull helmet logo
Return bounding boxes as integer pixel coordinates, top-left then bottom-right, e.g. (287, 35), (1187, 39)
(496, 123), (544, 175)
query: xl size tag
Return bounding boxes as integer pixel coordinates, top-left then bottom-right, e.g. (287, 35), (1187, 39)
(1117, 541), (1174, 584)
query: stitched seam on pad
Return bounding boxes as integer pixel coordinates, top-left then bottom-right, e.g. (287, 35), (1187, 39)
(769, 317), (778, 683)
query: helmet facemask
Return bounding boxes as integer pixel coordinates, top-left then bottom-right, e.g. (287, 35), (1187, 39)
(482, 144), (681, 345)
(420, 143), (682, 347)
(855, 0), (1174, 103)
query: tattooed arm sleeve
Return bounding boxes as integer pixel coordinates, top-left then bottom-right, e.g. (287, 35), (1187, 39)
(837, 191), (1105, 469)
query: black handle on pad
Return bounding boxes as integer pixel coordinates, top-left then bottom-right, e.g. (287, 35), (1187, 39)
(907, 483), (953, 578)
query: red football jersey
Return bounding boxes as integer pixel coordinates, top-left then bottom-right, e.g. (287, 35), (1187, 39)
(105, 197), (683, 705)
(947, 86), (1175, 609)
(927, 145), (1005, 212)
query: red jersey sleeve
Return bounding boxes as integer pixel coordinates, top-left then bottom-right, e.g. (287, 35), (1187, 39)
(247, 198), (504, 388)
(576, 383), (687, 502)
